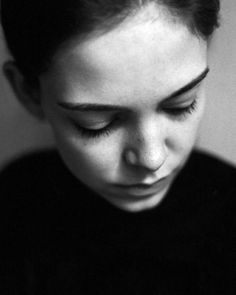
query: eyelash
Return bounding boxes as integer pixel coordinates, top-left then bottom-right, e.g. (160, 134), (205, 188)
(164, 98), (197, 118)
(75, 99), (198, 139)
(76, 124), (113, 139)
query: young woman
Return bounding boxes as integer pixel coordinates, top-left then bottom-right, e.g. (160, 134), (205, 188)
(1, 0), (235, 294)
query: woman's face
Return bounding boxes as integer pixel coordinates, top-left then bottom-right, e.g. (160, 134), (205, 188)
(39, 5), (208, 212)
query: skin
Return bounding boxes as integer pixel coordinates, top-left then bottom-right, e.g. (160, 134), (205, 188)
(7, 4), (209, 212)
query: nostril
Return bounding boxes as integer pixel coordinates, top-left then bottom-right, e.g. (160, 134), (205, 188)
(124, 121), (167, 171)
(125, 150), (137, 165)
(124, 146), (167, 172)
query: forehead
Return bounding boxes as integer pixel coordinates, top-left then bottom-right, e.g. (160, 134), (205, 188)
(43, 3), (207, 105)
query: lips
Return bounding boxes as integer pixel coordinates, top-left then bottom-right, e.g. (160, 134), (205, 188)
(113, 177), (169, 198)
(115, 178), (166, 189)
(117, 182), (157, 189)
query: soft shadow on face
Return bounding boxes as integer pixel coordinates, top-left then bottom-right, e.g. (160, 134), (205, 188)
(39, 3), (208, 212)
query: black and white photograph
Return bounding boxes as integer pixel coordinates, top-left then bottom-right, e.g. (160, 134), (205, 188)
(0, 0), (235, 294)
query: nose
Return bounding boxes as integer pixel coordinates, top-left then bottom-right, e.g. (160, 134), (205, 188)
(124, 125), (167, 172)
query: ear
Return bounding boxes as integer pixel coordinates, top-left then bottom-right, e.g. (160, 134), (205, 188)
(3, 61), (45, 119)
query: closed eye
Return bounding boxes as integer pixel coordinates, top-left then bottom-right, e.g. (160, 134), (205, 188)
(70, 117), (119, 139)
(162, 99), (198, 118)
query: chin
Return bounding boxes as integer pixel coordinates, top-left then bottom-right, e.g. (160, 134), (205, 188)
(106, 187), (170, 213)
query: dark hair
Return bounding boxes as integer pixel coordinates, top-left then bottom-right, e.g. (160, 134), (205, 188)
(1, 0), (220, 80)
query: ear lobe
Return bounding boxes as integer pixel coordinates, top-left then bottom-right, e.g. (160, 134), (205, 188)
(3, 61), (45, 119)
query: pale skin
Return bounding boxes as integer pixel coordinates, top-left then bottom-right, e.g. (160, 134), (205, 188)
(4, 4), (209, 212)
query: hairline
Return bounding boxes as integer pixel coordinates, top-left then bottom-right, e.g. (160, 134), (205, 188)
(49, 2), (206, 74)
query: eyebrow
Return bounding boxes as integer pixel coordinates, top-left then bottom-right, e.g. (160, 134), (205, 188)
(57, 67), (209, 112)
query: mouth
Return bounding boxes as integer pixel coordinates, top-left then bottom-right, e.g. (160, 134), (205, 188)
(116, 182), (161, 189)
(115, 177), (167, 188)
(113, 177), (170, 198)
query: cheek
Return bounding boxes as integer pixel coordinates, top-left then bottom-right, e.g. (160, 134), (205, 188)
(54, 129), (123, 180)
(182, 118), (203, 151)
(41, 104), (123, 181)
(167, 102), (205, 154)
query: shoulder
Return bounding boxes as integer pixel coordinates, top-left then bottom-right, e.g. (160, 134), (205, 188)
(0, 149), (80, 198)
(183, 149), (236, 197)
(196, 149), (236, 173)
(0, 149), (70, 228)
(189, 149), (236, 178)
(176, 150), (236, 279)
(0, 149), (92, 223)
(174, 149), (236, 241)
(0, 149), (62, 188)
(187, 149), (236, 211)
(185, 149), (236, 248)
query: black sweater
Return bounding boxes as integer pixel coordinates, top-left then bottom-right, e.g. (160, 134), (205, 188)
(0, 149), (236, 294)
